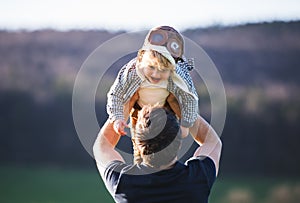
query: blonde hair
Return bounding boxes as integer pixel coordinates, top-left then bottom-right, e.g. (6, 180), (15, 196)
(136, 49), (175, 72)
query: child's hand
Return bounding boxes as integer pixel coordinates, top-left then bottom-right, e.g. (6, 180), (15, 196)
(113, 119), (129, 136)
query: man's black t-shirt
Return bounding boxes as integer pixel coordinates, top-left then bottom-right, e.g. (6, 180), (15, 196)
(103, 157), (216, 203)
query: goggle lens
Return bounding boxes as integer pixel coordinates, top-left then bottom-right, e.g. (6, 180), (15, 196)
(147, 29), (182, 58)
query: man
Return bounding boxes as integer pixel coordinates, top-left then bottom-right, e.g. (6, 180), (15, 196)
(93, 105), (222, 203)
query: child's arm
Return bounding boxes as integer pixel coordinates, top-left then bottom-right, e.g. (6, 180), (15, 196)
(179, 91), (199, 128)
(107, 65), (127, 123)
(107, 59), (138, 126)
(174, 59), (199, 128)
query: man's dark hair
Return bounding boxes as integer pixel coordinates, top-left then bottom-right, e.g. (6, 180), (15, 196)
(133, 105), (182, 168)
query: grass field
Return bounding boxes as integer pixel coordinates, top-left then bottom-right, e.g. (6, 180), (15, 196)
(1, 165), (299, 203)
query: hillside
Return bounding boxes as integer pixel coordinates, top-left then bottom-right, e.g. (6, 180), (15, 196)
(0, 21), (299, 176)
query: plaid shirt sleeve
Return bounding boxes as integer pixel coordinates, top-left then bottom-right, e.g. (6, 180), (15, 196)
(174, 58), (199, 127)
(106, 59), (137, 122)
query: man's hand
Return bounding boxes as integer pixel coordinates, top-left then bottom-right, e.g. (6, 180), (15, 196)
(113, 119), (129, 135)
(180, 126), (189, 138)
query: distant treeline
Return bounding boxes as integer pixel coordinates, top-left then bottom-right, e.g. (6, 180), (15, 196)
(0, 21), (300, 176)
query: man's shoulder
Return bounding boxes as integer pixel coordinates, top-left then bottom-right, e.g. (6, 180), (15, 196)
(105, 160), (132, 174)
(185, 156), (215, 169)
(105, 160), (147, 178)
(185, 156), (216, 187)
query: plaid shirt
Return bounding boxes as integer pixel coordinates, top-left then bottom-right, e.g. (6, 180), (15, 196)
(107, 57), (198, 127)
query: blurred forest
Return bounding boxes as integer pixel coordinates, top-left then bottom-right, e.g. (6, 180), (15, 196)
(0, 21), (299, 178)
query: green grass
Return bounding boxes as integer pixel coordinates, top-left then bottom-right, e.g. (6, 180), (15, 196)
(210, 176), (300, 203)
(0, 165), (114, 203)
(1, 166), (299, 203)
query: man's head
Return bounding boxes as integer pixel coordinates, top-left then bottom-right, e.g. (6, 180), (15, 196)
(132, 105), (182, 168)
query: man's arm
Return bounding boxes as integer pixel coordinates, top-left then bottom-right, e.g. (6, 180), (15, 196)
(93, 120), (125, 176)
(166, 93), (222, 173)
(189, 115), (222, 176)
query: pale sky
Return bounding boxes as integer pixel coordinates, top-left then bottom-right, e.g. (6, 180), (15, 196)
(1, 0), (300, 31)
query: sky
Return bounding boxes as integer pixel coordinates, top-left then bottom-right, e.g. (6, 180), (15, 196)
(1, 0), (300, 31)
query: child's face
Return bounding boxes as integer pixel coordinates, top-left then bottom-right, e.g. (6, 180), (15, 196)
(140, 52), (171, 84)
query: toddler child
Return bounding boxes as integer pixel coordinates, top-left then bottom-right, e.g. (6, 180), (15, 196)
(106, 26), (199, 163)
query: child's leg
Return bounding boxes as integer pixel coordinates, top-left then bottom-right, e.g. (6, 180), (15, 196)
(166, 93), (181, 118)
(123, 91), (139, 122)
(166, 93), (190, 138)
(122, 92), (142, 164)
(130, 103), (142, 164)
